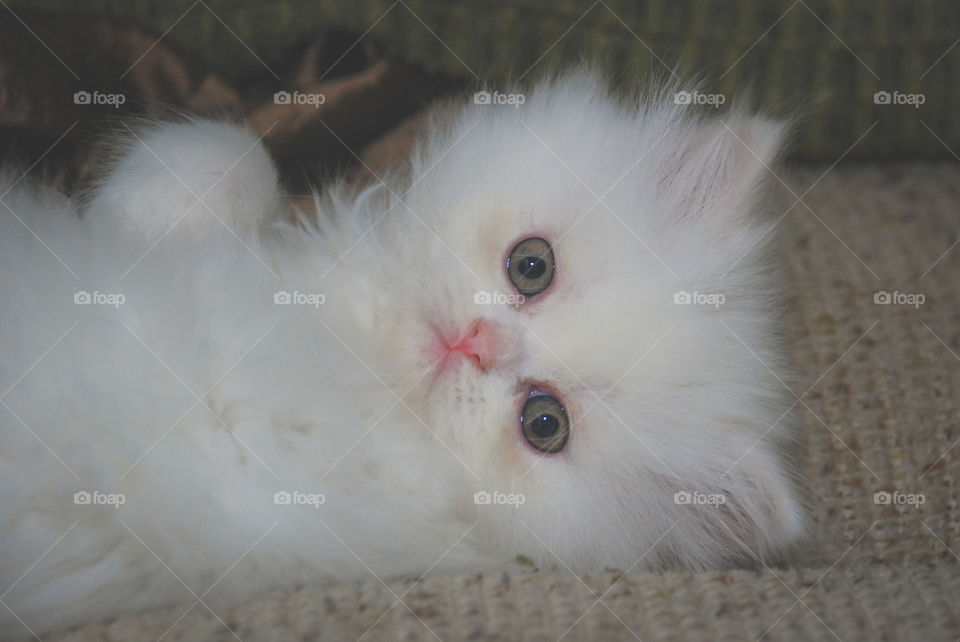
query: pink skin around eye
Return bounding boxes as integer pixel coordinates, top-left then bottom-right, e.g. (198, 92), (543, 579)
(502, 232), (560, 303)
(515, 381), (570, 456)
(424, 319), (501, 373)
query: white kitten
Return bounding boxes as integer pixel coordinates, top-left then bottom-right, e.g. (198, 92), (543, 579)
(0, 70), (804, 638)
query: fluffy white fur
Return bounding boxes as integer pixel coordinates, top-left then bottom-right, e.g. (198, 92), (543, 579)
(0, 70), (804, 638)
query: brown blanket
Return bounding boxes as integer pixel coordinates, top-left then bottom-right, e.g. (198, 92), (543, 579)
(0, 10), (460, 194)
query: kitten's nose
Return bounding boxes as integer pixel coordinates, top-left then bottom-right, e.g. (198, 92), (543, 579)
(448, 319), (499, 371)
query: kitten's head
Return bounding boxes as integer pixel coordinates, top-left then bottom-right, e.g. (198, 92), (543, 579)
(371, 70), (804, 571)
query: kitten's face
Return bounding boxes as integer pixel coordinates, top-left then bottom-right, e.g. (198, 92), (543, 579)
(373, 76), (804, 570)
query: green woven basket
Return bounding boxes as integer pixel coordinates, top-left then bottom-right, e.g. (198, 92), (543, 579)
(11, 0), (960, 161)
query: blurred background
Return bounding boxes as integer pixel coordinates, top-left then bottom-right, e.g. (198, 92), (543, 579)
(1, 0), (957, 195)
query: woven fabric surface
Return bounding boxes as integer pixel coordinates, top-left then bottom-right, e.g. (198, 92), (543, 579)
(4, 0), (959, 161)
(40, 162), (960, 641)
(43, 565), (960, 641)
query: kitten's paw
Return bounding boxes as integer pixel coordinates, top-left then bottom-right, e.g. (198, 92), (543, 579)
(84, 119), (285, 240)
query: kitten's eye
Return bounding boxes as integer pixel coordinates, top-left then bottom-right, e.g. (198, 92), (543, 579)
(520, 393), (569, 453)
(507, 237), (555, 297)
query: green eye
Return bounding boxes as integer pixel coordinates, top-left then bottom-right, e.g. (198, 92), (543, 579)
(507, 237), (555, 297)
(520, 393), (569, 453)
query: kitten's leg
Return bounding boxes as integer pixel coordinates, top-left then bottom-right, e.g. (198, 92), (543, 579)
(83, 119), (287, 242)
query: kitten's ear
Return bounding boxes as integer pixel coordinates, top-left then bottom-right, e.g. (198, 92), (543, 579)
(707, 441), (806, 561)
(668, 440), (806, 565)
(655, 114), (787, 227)
(710, 442), (806, 562)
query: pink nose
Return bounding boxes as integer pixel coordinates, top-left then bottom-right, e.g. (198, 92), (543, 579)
(446, 320), (498, 371)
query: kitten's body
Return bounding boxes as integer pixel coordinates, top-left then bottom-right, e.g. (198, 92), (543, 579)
(0, 71), (803, 638)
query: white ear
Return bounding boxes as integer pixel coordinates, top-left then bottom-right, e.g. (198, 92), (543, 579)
(709, 441), (806, 563)
(714, 442), (806, 561)
(655, 115), (787, 227)
(664, 439), (806, 567)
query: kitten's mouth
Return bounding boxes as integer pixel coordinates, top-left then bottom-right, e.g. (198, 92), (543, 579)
(424, 319), (499, 374)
